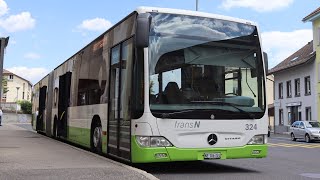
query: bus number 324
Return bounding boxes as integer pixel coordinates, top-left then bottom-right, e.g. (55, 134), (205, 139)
(245, 124), (257, 130)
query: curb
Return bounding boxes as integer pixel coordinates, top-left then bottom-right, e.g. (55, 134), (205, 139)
(18, 124), (159, 180)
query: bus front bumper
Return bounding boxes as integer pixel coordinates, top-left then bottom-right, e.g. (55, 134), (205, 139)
(131, 137), (268, 163)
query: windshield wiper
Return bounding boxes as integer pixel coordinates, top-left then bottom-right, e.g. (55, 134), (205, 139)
(152, 101), (255, 119)
(153, 109), (201, 118)
(193, 101), (256, 119)
(213, 101), (255, 119)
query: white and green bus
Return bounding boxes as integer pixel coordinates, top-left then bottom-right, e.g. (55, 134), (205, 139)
(32, 7), (268, 163)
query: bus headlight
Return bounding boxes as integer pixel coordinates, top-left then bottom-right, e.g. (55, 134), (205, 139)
(150, 137), (173, 147)
(136, 136), (173, 147)
(247, 135), (266, 145)
(136, 136), (150, 147)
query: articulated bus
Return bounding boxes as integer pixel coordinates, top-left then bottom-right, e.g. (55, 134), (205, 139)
(32, 7), (268, 163)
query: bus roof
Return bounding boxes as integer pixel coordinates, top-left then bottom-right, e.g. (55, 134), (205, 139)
(135, 6), (257, 26)
(34, 7), (257, 86)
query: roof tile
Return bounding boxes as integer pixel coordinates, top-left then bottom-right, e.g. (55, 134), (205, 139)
(268, 41), (315, 75)
(302, 7), (320, 22)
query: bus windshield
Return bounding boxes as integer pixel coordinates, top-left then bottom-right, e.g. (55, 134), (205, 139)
(148, 13), (265, 119)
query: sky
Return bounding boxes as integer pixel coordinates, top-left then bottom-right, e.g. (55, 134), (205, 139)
(0, 0), (319, 84)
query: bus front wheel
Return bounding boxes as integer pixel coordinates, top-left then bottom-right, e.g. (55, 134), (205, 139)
(91, 122), (102, 153)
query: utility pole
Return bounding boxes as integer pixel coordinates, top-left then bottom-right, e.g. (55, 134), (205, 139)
(196, 0), (199, 11)
(0, 37), (9, 107)
(16, 87), (20, 114)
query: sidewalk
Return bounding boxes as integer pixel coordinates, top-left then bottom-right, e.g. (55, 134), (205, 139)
(2, 112), (32, 123)
(268, 132), (291, 140)
(0, 124), (158, 180)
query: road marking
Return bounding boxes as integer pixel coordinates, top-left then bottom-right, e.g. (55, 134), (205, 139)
(269, 143), (320, 148)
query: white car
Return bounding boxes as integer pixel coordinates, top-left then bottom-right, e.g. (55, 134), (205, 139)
(289, 121), (320, 143)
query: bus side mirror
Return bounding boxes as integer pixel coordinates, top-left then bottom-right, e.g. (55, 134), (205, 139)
(136, 13), (152, 48)
(263, 52), (268, 74)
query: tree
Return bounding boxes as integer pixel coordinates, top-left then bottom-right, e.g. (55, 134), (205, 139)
(2, 77), (8, 94)
(17, 100), (32, 114)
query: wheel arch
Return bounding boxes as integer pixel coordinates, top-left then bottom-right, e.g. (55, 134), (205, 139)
(91, 115), (102, 130)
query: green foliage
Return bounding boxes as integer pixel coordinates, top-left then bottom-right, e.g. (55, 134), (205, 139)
(18, 100), (32, 114)
(2, 77), (8, 94)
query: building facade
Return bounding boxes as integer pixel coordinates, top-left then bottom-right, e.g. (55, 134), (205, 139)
(268, 7), (320, 134)
(269, 41), (316, 134)
(266, 75), (274, 130)
(2, 69), (32, 102)
(303, 7), (320, 122)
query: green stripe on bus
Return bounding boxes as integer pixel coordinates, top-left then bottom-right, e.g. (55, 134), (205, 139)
(67, 126), (107, 153)
(102, 135), (107, 153)
(67, 126), (91, 148)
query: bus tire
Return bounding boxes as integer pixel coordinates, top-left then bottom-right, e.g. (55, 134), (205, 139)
(91, 119), (102, 153)
(53, 116), (58, 138)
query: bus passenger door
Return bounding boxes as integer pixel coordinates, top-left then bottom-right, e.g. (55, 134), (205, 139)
(36, 86), (47, 132)
(57, 72), (72, 138)
(108, 38), (133, 161)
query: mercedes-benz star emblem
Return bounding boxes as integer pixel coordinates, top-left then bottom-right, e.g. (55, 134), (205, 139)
(210, 114), (215, 119)
(207, 134), (218, 145)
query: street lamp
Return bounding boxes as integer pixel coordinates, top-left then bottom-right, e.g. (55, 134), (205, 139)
(16, 87), (20, 114)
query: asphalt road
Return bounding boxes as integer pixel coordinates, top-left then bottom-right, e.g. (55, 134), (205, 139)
(11, 123), (320, 180)
(137, 135), (320, 180)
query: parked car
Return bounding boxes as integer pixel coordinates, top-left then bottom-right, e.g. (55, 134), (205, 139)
(289, 121), (320, 143)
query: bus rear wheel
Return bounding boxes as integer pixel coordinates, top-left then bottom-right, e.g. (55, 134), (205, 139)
(91, 124), (102, 153)
(53, 116), (58, 138)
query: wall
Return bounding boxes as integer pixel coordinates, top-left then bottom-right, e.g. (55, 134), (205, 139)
(313, 18), (320, 121)
(266, 75), (274, 130)
(266, 75), (274, 106)
(4, 75), (32, 102)
(2, 113), (32, 123)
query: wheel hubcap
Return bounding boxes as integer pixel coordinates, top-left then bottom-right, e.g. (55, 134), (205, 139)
(93, 127), (102, 148)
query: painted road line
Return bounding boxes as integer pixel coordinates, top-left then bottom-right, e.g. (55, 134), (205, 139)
(275, 143), (320, 148)
(269, 143), (320, 148)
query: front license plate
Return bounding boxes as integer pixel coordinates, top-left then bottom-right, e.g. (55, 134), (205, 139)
(204, 152), (221, 159)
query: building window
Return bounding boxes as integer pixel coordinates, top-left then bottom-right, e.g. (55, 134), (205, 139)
(22, 92), (25, 99)
(305, 76), (311, 95)
(9, 75), (13, 80)
(294, 78), (300, 97)
(278, 83), (283, 99)
(286, 80), (291, 98)
(279, 109), (284, 125)
(306, 107), (311, 121)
